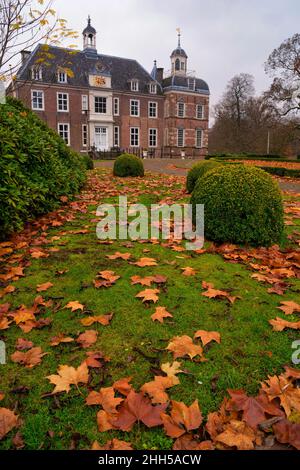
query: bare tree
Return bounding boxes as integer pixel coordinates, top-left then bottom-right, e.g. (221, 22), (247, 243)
(265, 34), (300, 116)
(0, 0), (78, 80)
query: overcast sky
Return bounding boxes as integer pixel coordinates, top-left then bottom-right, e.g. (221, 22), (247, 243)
(55, 0), (299, 107)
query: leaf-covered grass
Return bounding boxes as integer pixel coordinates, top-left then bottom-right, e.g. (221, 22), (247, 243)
(0, 169), (300, 450)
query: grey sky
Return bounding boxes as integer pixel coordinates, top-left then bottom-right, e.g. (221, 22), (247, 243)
(55, 0), (299, 108)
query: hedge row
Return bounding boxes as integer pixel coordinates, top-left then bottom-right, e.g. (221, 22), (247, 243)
(260, 167), (300, 178)
(0, 97), (87, 239)
(205, 153), (289, 162)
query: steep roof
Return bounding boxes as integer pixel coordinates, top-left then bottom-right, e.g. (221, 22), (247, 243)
(17, 44), (163, 95)
(170, 47), (188, 59)
(162, 75), (209, 94)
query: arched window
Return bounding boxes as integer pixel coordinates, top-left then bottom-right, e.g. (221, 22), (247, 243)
(175, 58), (180, 71)
(88, 34), (93, 45)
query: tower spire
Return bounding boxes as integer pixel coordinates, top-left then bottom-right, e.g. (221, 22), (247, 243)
(176, 27), (181, 47)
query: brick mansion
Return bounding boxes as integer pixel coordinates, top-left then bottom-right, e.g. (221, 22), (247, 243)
(10, 18), (210, 157)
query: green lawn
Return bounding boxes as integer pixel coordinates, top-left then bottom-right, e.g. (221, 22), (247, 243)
(0, 168), (300, 450)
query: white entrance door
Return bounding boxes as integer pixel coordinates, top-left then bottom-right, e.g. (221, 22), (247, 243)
(95, 126), (108, 150)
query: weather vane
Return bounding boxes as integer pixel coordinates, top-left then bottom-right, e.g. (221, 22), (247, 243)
(176, 27), (181, 47)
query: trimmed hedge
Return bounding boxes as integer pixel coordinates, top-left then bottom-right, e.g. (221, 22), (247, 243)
(0, 97), (86, 239)
(186, 160), (222, 193)
(113, 153), (144, 177)
(260, 166), (300, 178)
(83, 154), (94, 170)
(191, 165), (284, 247)
(206, 152), (284, 160)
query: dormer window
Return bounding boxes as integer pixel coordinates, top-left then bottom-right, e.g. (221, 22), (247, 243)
(149, 83), (157, 94)
(188, 78), (195, 91)
(31, 67), (42, 81)
(57, 71), (67, 83)
(131, 80), (139, 92)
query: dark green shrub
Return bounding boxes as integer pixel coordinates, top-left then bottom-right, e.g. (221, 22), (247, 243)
(186, 160), (222, 193)
(260, 166), (300, 178)
(113, 153), (144, 177)
(83, 154), (94, 169)
(206, 153), (283, 160)
(191, 165), (284, 246)
(0, 97), (86, 239)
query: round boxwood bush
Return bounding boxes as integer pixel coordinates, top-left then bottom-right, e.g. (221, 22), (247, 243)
(190, 165), (284, 246)
(186, 160), (222, 193)
(113, 153), (144, 177)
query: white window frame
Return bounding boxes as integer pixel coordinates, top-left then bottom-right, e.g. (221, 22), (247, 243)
(82, 124), (88, 148)
(131, 80), (139, 92)
(149, 128), (157, 148)
(114, 126), (120, 147)
(31, 68), (42, 81)
(149, 83), (157, 94)
(130, 99), (140, 117)
(196, 129), (203, 148)
(94, 96), (107, 114)
(57, 71), (67, 83)
(82, 95), (88, 111)
(177, 102), (185, 118)
(57, 92), (69, 112)
(196, 104), (204, 120)
(177, 128), (185, 147)
(148, 101), (158, 118)
(130, 127), (139, 147)
(31, 90), (44, 111)
(188, 78), (196, 91)
(114, 97), (120, 116)
(58, 123), (70, 146)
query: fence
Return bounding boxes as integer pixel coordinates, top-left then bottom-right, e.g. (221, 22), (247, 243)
(89, 146), (207, 160)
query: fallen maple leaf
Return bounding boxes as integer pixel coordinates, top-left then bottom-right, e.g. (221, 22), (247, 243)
(261, 374), (300, 417)
(76, 330), (98, 348)
(130, 275), (154, 287)
(181, 267), (197, 276)
(161, 400), (202, 438)
(65, 301), (84, 312)
(86, 386), (123, 413)
(161, 362), (183, 384)
(202, 284), (238, 304)
(135, 289), (160, 303)
(269, 317), (300, 331)
(112, 391), (167, 431)
(11, 347), (47, 368)
(113, 377), (133, 396)
(277, 300), (300, 316)
(215, 419), (256, 450)
(173, 435), (214, 450)
(107, 252), (131, 261)
(151, 306), (173, 323)
(81, 313), (113, 327)
(273, 419), (300, 450)
(141, 376), (176, 404)
(98, 271), (120, 283)
(167, 335), (203, 360)
(0, 408), (18, 440)
(194, 330), (221, 347)
(50, 334), (74, 347)
(47, 362), (89, 394)
(16, 338), (34, 351)
(134, 257), (158, 267)
(36, 282), (53, 293)
(0, 285), (15, 299)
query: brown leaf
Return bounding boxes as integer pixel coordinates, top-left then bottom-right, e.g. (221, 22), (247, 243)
(0, 408), (18, 440)
(0, 285), (15, 299)
(202, 282), (239, 304)
(261, 375), (300, 417)
(36, 282), (53, 292)
(273, 419), (300, 450)
(136, 288), (160, 303)
(65, 301), (84, 312)
(76, 330), (98, 349)
(151, 307), (173, 323)
(130, 275), (154, 287)
(166, 335), (204, 360)
(215, 419), (256, 450)
(134, 257), (158, 267)
(161, 362), (183, 384)
(86, 386), (123, 413)
(16, 338), (34, 351)
(161, 400), (202, 438)
(173, 434), (214, 450)
(11, 347), (47, 368)
(98, 271), (120, 283)
(47, 362), (89, 394)
(107, 252), (131, 261)
(81, 313), (113, 327)
(112, 391), (167, 431)
(92, 438), (133, 450)
(50, 334), (74, 347)
(141, 376), (176, 404)
(113, 377), (133, 396)
(269, 317), (300, 331)
(194, 330), (221, 347)
(181, 267), (197, 276)
(278, 300), (300, 316)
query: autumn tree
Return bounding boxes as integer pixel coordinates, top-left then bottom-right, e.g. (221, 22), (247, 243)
(0, 0), (78, 80)
(265, 34), (300, 116)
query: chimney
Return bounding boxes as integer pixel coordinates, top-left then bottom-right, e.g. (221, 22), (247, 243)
(156, 67), (164, 84)
(21, 50), (31, 64)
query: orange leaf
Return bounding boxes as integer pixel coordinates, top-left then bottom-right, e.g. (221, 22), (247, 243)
(134, 257), (157, 267)
(76, 330), (97, 348)
(47, 362), (89, 394)
(65, 301), (84, 312)
(36, 282), (53, 292)
(194, 330), (221, 346)
(277, 301), (300, 316)
(11, 347), (47, 368)
(151, 307), (173, 323)
(167, 335), (203, 360)
(81, 313), (113, 327)
(181, 267), (197, 276)
(135, 289), (160, 303)
(0, 408), (18, 440)
(141, 376), (176, 404)
(269, 317), (300, 331)
(86, 386), (123, 413)
(50, 334), (74, 346)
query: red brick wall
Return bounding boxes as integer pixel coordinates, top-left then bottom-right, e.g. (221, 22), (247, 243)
(113, 93), (164, 149)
